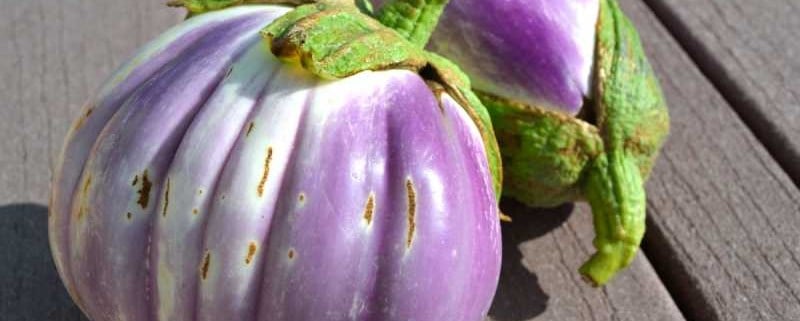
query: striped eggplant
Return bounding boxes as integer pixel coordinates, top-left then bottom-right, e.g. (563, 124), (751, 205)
(49, 3), (504, 321)
(373, 0), (671, 285)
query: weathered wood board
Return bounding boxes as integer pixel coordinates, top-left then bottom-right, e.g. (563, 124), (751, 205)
(621, 1), (800, 320)
(488, 202), (685, 321)
(644, 0), (800, 184)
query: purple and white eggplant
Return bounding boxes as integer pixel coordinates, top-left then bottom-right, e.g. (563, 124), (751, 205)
(50, 3), (504, 321)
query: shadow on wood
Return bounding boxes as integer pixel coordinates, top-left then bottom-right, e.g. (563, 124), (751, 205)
(487, 200), (574, 321)
(0, 203), (88, 321)
(0, 201), (567, 321)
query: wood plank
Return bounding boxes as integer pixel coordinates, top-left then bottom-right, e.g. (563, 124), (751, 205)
(619, 0), (800, 320)
(0, 1), (684, 320)
(643, 0), (800, 184)
(0, 0), (181, 204)
(488, 202), (684, 321)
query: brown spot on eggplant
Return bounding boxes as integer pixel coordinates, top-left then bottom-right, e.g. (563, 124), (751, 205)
(298, 193), (305, 203)
(287, 249), (295, 259)
(257, 146), (273, 197)
(132, 175), (138, 186)
(246, 122), (255, 137)
(200, 251), (211, 280)
(76, 175), (92, 220)
(192, 208), (199, 215)
(83, 175), (92, 194)
(73, 105), (94, 129)
(136, 170), (152, 209)
(245, 242), (257, 265)
(363, 193), (375, 225)
(406, 179), (416, 248)
(126, 212), (132, 220)
(198, 189), (203, 195)
(162, 178), (171, 217)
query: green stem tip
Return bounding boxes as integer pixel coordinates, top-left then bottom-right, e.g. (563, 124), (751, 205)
(579, 153), (646, 286)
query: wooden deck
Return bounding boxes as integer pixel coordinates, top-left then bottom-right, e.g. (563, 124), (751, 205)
(1, 1), (797, 320)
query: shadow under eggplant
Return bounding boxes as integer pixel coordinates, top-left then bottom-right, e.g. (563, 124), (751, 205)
(1, 200), (571, 321)
(487, 200), (574, 321)
(0, 203), (88, 321)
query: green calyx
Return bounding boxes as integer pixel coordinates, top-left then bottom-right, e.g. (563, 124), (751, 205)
(580, 0), (669, 285)
(376, 0), (450, 48)
(261, 1), (503, 198)
(166, 0), (372, 17)
(167, 0), (308, 17)
(480, 93), (603, 208)
(482, 0), (669, 286)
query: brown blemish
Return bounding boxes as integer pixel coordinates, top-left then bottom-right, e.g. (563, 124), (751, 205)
(126, 212), (132, 220)
(246, 122), (255, 137)
(162, 178), (171, 217)
(200, 251), (211, 280)
(256, 146), (273, 197)
(76, 175), (93, 220)
(363, 193), (375, 225)
(287, 249), (295, 259)
(298, 193), (305, 203)
(245, 242), (257, 265)
(198, 189), (203, 195)
(74, 106), (94, 129)
(83, 175), (92, 194)
(136, 170), (152, 209)
(405, 179), (416, 248)
(132, 175), (138, 186)
(192, 208), (199, 215)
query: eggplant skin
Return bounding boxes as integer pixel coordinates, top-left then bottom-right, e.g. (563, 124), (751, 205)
(375, 0), (599, 115)
(49, 6), (501, 321)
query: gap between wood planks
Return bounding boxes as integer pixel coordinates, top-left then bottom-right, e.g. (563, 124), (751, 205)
(642, 0), (800, 190)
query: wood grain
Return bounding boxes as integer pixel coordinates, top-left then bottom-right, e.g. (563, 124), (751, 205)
(488, 202), (685, 321)
(0, 1), (684, 320)
(620, 1), (800, 320)
(0, 0), (181, 204)
(643, 0), (800, 185)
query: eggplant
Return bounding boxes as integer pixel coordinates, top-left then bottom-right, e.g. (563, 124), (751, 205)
(49, 4), (503, 320)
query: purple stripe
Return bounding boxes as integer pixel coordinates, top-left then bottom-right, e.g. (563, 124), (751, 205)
(156, 59), (282, 321)
(48, 12), (271, 310)
(68, 12), (271, 321)
(251, 70), (500, 320)
(48, 13), (237, 314)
